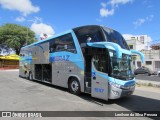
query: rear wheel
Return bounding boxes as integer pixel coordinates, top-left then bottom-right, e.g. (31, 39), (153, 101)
(68, 78), (81, 95)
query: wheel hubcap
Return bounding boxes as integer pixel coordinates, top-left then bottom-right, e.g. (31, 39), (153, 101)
(71, 81), (79, 92)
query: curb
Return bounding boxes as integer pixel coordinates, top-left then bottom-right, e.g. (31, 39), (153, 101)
(136, 80), (160, 88)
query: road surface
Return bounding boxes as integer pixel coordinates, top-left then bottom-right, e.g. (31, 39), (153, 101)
(0, 70), (160, 120)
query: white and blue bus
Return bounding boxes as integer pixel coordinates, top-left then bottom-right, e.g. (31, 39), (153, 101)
(19, 25), (144, 100)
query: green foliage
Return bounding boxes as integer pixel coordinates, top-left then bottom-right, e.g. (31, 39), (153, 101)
(0, 23), (37, 55)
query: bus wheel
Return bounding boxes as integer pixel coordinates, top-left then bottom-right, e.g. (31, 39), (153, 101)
(69, 78), (81, 95)
(29, 72), (33, 80)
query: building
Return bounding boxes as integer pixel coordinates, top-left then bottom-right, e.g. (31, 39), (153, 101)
(137, 49), (160, 72)
(124, 34), (151, 51)
(124, 34), (160, 73)
(0, 44), (19, 69)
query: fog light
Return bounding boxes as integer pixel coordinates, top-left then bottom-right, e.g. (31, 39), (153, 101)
(112, 90), (119, 96)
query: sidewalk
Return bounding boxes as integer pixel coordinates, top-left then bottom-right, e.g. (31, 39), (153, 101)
(136, 79), (160, 88)
(0, 69), (19, 71)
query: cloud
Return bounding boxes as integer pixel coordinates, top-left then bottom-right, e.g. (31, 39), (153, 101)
(99, 0), (133, 18)
(101, 2), (107, 8)
(133, 18), (145, 28)
(28, 16), (42, 23)
(100, 2), (114, 17)
(133, 15), (154, 28)
(15, 16), (25, 22)
(109, 0), (134, 7)
(0, 0), (40, 16)
(146, 14), (154, 21)
(30, 23), (55, 36)
(100, 8), (114, 17)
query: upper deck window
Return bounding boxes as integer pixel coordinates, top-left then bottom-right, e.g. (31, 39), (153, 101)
(102, 27), (130, 50)
(49, 33), (76, 53)
(73, 26), (105, 45)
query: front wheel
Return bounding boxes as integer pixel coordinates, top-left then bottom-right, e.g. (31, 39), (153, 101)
(68, 78), (81, 95)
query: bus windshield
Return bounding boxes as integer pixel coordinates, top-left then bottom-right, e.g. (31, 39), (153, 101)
(109, 51), (134, 80)
(102, 27), (130, 50)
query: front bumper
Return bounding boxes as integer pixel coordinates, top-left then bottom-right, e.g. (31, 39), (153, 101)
(108, 84), (135, 99)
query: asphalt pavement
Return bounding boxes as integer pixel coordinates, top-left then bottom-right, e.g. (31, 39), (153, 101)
(0, 70), (160, 120)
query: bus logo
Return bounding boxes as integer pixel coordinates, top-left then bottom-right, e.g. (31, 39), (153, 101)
(50, 55), (70, 62)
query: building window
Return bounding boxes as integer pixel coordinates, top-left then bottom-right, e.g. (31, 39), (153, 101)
(129, 45), (133, 49)
(155, 61), (160, 68)
(146, 61), (152, 65)
(137, 61), (141, 68)
(131, 37), (135, 39)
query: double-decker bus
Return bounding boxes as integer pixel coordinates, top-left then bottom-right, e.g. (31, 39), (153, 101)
(19, 25), (144, 100)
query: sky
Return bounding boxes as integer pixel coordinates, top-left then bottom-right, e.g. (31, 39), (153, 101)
(0, 0), (160, 41)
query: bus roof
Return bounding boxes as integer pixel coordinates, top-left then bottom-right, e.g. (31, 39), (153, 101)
(21, 25), (115, 49)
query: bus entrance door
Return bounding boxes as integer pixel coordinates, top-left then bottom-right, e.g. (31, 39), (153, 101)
(91, 62), (108, 101)
(91, 53), (108, 101)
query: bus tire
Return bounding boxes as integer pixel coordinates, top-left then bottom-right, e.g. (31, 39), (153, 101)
(29, 72), (33, 80)
(68, 78), (81, 95)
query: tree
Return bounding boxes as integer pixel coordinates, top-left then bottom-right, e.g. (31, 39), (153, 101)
(0, 23), (37, 55)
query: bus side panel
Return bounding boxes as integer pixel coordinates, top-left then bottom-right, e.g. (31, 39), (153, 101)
(52, 61), (68, 88)
(72, 61), (85, 93)
(19, 64), (25, 77)
(31, 64), (35, 79)
(19, 47), (32, 78)
(51, 61), (85, 92)
(52, 62), (59, 86)
(32, 42), (49, 64)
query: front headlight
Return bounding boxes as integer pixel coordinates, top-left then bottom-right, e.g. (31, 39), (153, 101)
(120, 84), (135, 90)
(109, 82), (121, 88)
(109, 82), (135, 90)
(120, 85), (130, 90)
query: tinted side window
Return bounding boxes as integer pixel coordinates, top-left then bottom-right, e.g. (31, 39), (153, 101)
(50, 33), (76, 53)
(20, 48), (29, 57)
(20, 49), (24, 57)
(49, 38), (55, 52)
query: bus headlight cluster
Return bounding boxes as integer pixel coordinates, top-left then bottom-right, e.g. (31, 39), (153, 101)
(109, 82), (121, 88)
(120, 84), (135, 90)
(120, 85), (130, 90)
